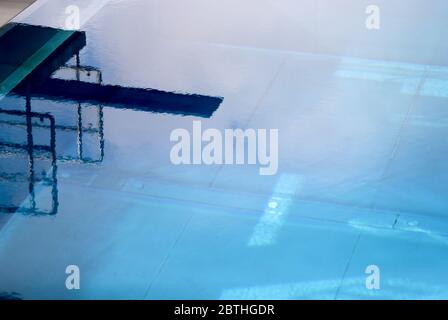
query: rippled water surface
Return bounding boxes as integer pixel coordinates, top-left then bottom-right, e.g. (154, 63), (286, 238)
(0, 0), (448, 299)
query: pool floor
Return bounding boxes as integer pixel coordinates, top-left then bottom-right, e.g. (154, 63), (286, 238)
(0, 0), (448, 299)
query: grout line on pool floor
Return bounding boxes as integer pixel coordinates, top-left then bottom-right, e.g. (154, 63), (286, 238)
(334, 232), (362, 300)
(56, 178), (448, 238)
(142, 209), (196, 299)
(70, 171), (448, 222)
(207, 55), (289, 189)
(368, 66), (431, 212)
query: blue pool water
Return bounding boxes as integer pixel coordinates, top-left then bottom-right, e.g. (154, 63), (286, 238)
(0, 0), (448, 299)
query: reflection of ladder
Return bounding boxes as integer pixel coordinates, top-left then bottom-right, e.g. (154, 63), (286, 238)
(0, 97), (58, 215)
(53, 54), (105, 164)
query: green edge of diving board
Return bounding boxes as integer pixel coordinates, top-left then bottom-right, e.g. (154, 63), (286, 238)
(0, 28), (75, 100)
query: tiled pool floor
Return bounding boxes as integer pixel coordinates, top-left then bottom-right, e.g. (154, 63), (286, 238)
(0, 0), (447, 299)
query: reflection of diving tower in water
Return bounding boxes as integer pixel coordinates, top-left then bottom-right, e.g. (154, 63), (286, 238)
(0, 23), (102, 216)
(0, 55), (104, 215)
(0, 107), (58, 215)
(51, 54), (105, 164)
(0, 23), (223, 216)
(0, 51), (105, 215)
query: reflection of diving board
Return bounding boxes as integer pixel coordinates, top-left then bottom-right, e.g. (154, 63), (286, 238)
(4, 23), (223, 118)
(0, 23), (84, 98)
(13, 78), (223, 117)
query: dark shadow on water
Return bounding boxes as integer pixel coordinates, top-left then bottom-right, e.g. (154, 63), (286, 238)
(13, 79), (223, 118)
(0, 292), (22, 300)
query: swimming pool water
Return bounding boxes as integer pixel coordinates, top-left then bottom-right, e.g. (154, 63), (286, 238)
(0, 0), (448, 299)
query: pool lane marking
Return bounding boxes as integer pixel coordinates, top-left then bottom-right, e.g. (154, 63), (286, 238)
(248, 174), (302, 247)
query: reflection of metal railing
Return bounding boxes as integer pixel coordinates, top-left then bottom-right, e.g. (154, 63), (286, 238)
(0, 99), (58, 215)
(0, 53), (105, 216)
(54, 54), (105, 164)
